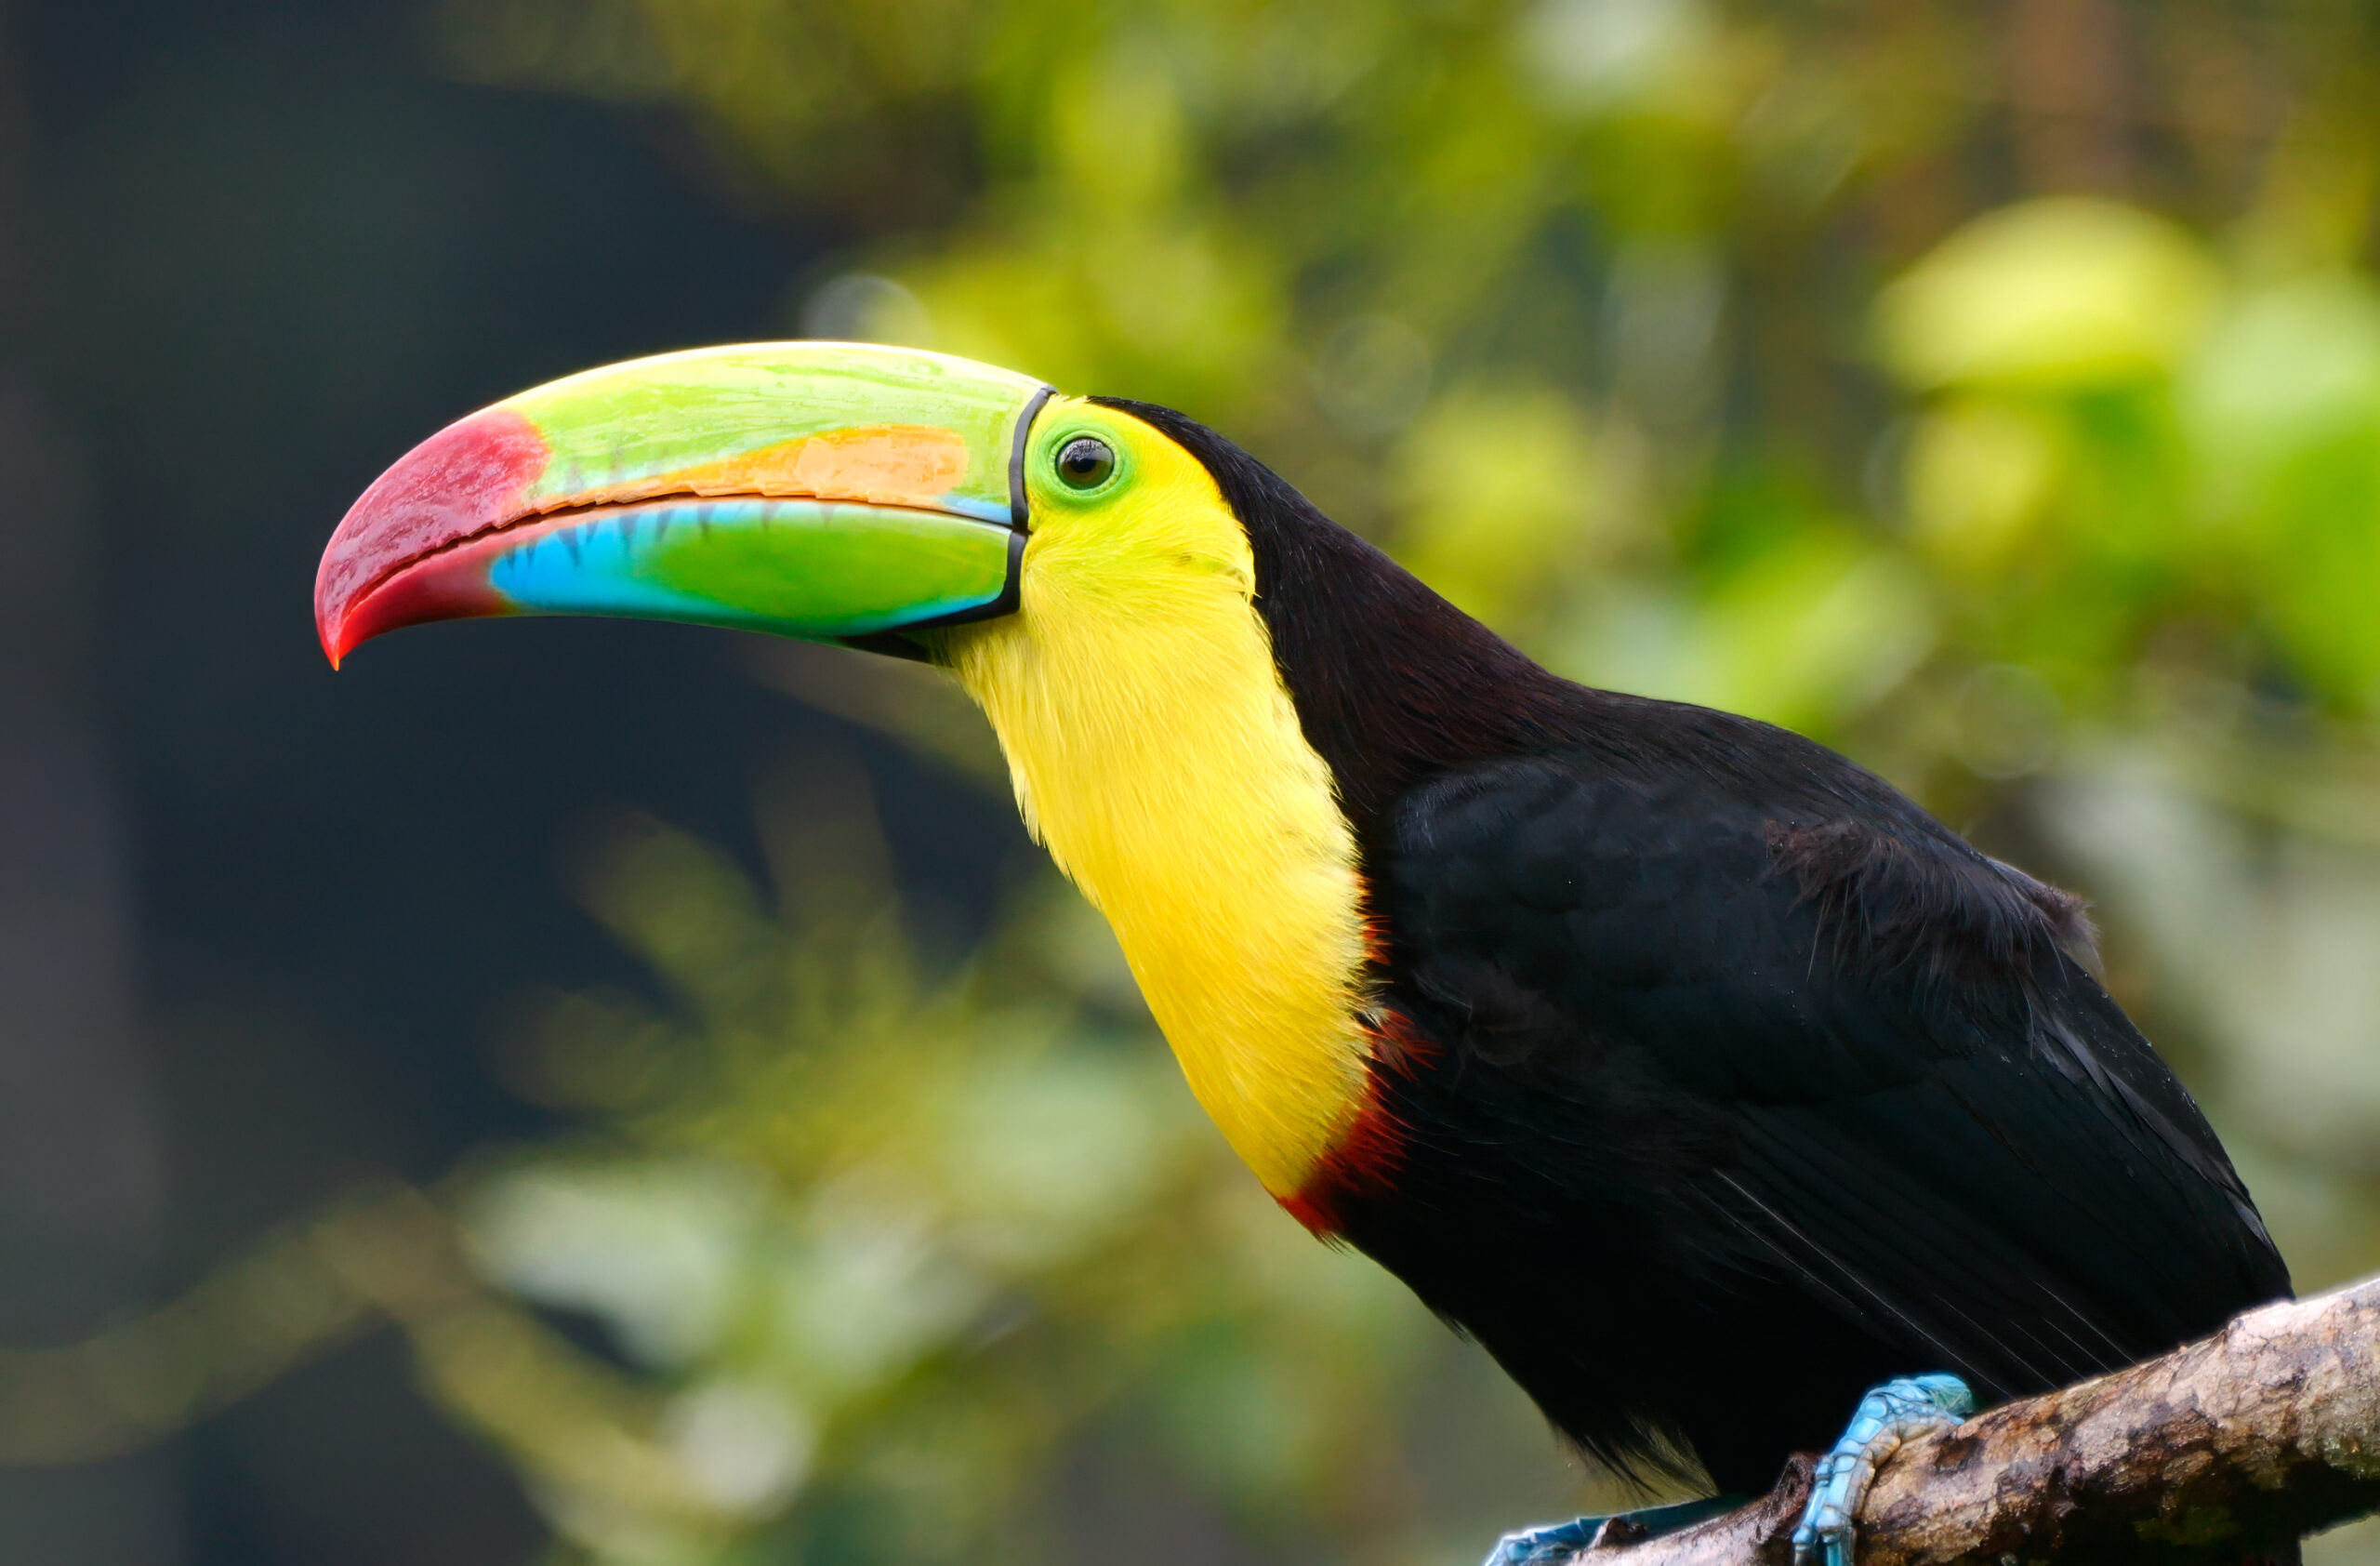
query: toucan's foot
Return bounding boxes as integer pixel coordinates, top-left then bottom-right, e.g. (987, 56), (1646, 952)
(1482, 1497), (1744, 1566)
(1791, 1374), (1975, 1566)
(1482, 1516), (1599, 1566)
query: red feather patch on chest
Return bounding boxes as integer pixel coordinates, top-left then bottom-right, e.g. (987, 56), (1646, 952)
(1279, 1005), (1436, 1237)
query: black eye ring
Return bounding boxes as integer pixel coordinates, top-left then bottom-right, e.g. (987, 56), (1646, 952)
(1053, 435), (1117, 491)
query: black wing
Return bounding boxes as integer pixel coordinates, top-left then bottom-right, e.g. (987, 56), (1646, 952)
(1373, 747), (2289, 1468)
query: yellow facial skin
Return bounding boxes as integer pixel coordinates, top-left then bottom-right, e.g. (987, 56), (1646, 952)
(938, 401), (1372, 1199)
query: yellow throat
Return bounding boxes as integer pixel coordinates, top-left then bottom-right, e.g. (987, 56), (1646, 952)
(943, 400), (1373, 1198)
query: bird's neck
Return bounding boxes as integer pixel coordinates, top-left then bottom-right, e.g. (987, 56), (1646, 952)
(947, 569), (1374, 1201)
(1246, 528), (1583, 843)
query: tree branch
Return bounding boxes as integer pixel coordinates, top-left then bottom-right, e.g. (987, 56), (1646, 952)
(1577, 1274), (2380, 1565)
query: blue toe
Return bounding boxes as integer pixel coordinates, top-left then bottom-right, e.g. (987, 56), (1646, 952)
(1484, 1497), (1745, 1565)
(1484, 1517), (1603, 1566)
(1791, 1374), (1974, 1566)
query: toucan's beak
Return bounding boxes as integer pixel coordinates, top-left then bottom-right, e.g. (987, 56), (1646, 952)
(315, 342), (1052, 666)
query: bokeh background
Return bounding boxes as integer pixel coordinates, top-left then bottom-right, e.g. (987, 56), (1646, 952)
(7, 0), (2380, 1562)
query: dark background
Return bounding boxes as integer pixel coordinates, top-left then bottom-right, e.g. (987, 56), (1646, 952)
(2, 3), (1021, 1559)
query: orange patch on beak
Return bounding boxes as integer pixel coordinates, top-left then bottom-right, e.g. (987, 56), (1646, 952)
(764, 424), (973, 502)
(534, 424), (975, 517)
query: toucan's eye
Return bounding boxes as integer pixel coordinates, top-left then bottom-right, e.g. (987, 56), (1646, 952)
(1054, 436), (1117, 490)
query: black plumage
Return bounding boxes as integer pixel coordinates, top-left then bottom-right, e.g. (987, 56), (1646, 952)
(1098, 398), (2293, 1494)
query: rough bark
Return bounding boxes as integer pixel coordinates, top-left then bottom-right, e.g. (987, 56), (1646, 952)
(1577, 1274), (2380, 1566)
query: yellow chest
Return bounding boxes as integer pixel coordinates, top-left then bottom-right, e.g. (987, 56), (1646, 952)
(944, 437), (1373, 1199)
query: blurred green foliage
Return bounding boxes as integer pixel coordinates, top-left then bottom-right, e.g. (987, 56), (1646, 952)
(448, 765), (1568, 1564)
(17, 1), (2380, 1561)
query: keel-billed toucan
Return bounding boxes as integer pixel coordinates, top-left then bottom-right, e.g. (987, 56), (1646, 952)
(316, 343), (2291, 1562)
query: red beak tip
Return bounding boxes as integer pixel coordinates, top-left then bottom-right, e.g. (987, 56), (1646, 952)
(315, 609), (347, 669)
(312, 403), (549, 671)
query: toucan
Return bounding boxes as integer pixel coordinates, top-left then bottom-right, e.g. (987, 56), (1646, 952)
(315, 343), (2292, 1564)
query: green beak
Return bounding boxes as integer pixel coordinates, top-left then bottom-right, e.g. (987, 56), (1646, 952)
(315, 342), (1053, 665)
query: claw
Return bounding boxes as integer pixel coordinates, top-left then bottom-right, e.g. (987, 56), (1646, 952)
(1485, 1517), (1603, 1566)
(1790, 1374), (1974, 1566)
(1484, 1498), (1744, 1565)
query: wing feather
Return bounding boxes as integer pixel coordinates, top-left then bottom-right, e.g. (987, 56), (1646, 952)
(1380, 753), (2290, 1404)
